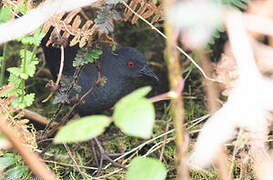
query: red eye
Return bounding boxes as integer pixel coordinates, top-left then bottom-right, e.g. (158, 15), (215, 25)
(127, 61), (135, 68)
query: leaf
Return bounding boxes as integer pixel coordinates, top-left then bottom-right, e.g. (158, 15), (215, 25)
(5, 166), (28, 180)
(115, 86), (152, 106)
(0, 135), (10, 149)
(0, 6), (12, 24)
(127, 157), (167, 180)
(7, 67), (28, 80)
(105, 0), (122, 4)
(23, 93), (35, 107)
(113, 87), (155, 139)
(54, 115), (111, 143)
(95, 6), (122, 35)
(86, 49), (103, 63)
(0, 157), (16, 171)
(17, 28), (45, 46)
(11, 93), (35, 108)
(8, 73), (22, 86)
(19, 49), (39, 77)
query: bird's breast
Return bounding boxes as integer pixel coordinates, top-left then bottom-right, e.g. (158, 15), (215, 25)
(72, 70), (136, 115)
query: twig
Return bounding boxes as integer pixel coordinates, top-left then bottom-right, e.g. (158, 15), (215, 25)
(0, 116), (57, 180)
(199, 51), (230, 179)
(64, 143), (88, 180)
(149, 77), (184, 103)
(144, 137), (174, 157)
(44, 159), (97, 170)
(42, 65), (103, 155)
(42, 45), (65, 103)
(98, 129), (175, 171)
(160, 123), (169, 161)
(45, 65), (85, 133)
(162, 0), (189, 178)
(23, 109), (58, 126)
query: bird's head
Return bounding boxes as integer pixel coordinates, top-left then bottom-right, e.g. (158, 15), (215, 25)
(113, 47), (159, 81)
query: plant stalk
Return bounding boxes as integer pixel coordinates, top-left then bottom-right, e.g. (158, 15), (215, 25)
(163, 0), (189, 179)
(0, 43), (8, 86)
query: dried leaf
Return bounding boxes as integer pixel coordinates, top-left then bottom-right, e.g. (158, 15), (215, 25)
(124, 0), (163, 24)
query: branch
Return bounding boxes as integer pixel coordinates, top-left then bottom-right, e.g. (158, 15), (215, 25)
(0, 0), (98, 44)
(0, 117), (57, 180)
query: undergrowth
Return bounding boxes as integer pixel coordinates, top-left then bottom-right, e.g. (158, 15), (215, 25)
(0, 0), (257, 179)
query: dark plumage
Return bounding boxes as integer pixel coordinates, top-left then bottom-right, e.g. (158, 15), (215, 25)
(42, 44), (158, 115)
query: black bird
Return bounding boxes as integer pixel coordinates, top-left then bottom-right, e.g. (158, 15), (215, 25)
(42, 45), (159, 115)
(41, 39), (159, 174)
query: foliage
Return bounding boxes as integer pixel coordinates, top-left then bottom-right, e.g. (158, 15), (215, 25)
(5, 28), (45, 108)
(124, 0), (164, 24)
(127, 157), (167, 180)
(54, 87), (163, 179)
(114, 86), (155, 138)
(95, 4), (122, 35)
(221, 0), (250, 10)
(54, 115), (111, 143)
(0, 5), (12, 24)
(72, 47), (103, 67)
(54, 86), (155, 143)
(0, 5), (12, 86)
(43, 9), (95, 48)
(0, 153), (28, 180)
(0, 0), (259, 179)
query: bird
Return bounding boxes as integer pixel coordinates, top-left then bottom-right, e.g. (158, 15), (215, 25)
(42, 44), (159, 115)
(41, 36), (159, 174)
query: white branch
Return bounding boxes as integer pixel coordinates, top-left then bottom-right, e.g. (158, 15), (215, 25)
(0, 0), (98, 44)
(188, 11), (273, 176)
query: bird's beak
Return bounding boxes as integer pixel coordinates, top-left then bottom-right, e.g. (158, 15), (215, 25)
(139, 65), (159, 81)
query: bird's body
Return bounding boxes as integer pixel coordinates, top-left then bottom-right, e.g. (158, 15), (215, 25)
(41, 38), (158, 173)
(42, 44), (158, 115)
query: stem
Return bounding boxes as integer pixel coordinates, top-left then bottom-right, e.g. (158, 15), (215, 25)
(31, 45), (38, 62)
(0, 43), (8, 86)
(163, 0), (189, 179)
(20, 47), (28, 102)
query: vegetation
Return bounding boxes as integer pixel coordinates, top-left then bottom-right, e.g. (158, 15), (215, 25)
(1, 0), (273, 179)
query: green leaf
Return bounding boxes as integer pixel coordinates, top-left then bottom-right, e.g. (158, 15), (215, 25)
(17, 28), (45, 46)
(0, 157), (16, 171)
(11, 93), (35, 108)
(8, 73), (22, 86)
(0, 135), (9, 149)
(7, 67), (28, 80)
(113, 87), (155, 139)
(127, 157), (167, 180)
(23, 93), (35, 107)
(54, 115), (111, 143)
(0, 6), (12, 24)
(86, 49), (103, 63)
(19, 49), (39, 77)
(32, 29), (46, 46)
(117, 86), (152, 103)
(5, 166), (28, 180)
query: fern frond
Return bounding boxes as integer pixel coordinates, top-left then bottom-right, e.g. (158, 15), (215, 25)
(43, 8), (97, 48)
(124, 0), (163, 24)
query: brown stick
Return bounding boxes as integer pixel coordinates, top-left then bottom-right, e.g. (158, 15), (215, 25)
(23, 109), (58, 126)
(0, 117), (57, 180)
(199, 52), (231, 180)
(162, 0), (189, 179)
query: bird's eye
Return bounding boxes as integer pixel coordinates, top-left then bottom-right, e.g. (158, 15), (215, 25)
(127, 61), (135, 68)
